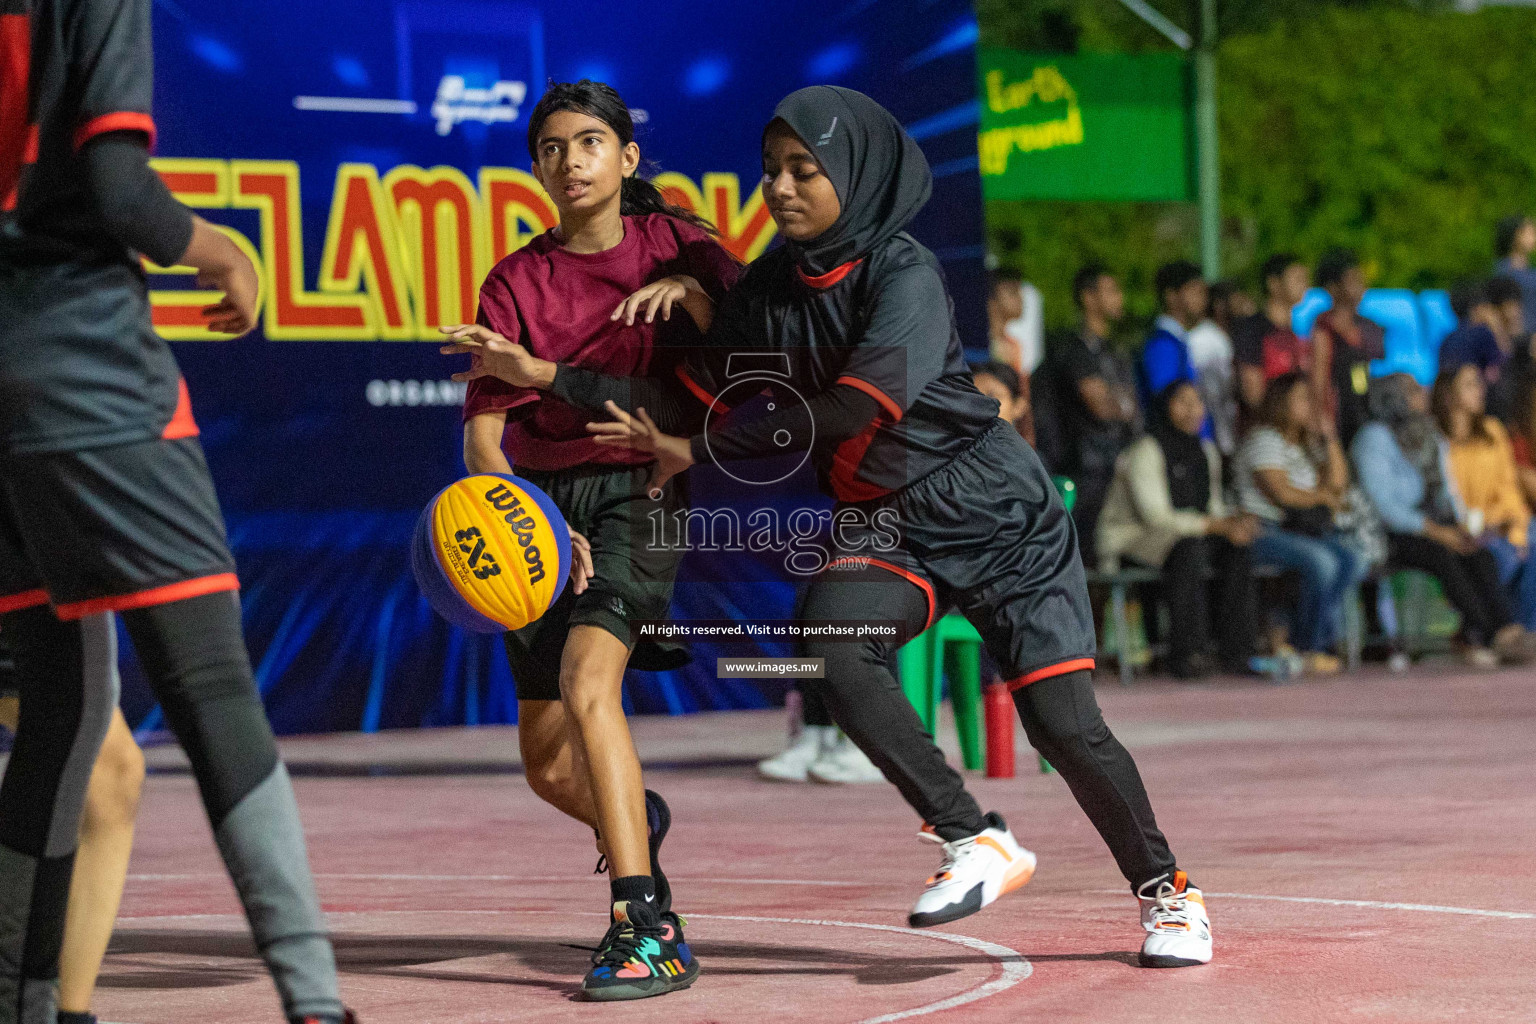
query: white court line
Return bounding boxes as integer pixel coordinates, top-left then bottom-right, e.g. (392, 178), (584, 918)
(131, 873), (1536, 917)
(693, 914), (1030, 1024)
(129, 872), (872, 887)
(114, 909), (1029, 1023)
(1097, 889), (1535, 920)
(1208, 891), (1535, 920)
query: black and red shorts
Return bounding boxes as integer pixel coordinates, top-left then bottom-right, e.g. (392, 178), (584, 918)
(824, 419), (1096, 689)
(0, 434), (238, 621)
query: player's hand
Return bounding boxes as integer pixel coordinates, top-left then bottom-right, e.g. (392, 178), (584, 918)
(439, 325), (555, 389)
(195, 248), (259, 336)
(181, 216), (259, 337)
(568, 526), (594, 595)
(588, 401), (695, 495)
(198, 256), (259, 336)
(611, 275), (701, 326)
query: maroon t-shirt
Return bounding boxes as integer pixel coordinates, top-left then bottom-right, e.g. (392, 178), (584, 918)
(463, 213), (742, 470)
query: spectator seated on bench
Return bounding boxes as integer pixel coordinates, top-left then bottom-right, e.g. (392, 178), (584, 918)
(1232, 372), (1367, 676)
(1097, 380), (1267, 679)
(1353, 373), (1536, 668)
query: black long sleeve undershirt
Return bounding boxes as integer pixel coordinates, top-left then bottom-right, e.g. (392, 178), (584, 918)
(549, 362), (882, 465)
(688, 385), (880, 464)
(549, 363), (706, 434)
(83, 132), (194, 268)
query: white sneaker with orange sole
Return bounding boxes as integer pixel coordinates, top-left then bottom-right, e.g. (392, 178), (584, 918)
(1137, 870), (1213, 967)
(907, 813), (1036, 927)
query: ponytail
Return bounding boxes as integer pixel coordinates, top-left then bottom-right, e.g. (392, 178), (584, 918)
(619, 173), (715, 234)
(528, 80), (717, 235)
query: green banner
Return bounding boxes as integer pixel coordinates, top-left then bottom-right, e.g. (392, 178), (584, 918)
(977, 49), (1193, 202)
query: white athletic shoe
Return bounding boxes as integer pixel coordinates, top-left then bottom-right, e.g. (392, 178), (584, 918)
(1137, 870), (1213, 967)
(908, 813), (1037, 927)
(807, 732), (885, 784)
(757, 724), (834, 782)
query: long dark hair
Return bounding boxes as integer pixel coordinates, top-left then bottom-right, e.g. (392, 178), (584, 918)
(526, 80), (715, 234)
(1431, 366), (1492, 444)
(1258, 371), (1310, 433)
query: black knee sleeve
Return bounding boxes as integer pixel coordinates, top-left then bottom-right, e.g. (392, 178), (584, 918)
(122, 591), (277, 826)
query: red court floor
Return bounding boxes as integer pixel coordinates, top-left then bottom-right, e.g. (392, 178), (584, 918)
(98, 665), (1536, 1023)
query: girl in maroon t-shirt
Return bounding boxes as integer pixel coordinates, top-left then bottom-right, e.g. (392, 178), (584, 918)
(439, 81), (739, 1001)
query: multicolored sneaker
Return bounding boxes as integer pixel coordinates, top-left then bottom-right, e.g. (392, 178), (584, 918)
(580, 901), (699, 1001)
(1137, 870), (1212, 967)
(908, 812), (1036, 928)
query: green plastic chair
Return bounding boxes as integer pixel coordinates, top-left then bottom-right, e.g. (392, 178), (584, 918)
(898, 612), (987, 770)
(894, 476), (1078, 774)
(1053, 475), (1077, 513)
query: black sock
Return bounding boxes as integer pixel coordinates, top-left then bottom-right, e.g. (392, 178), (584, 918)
(58, 1013), (97, 1024)
(651, 859), (672, 917)
(610, 874), (655, 906)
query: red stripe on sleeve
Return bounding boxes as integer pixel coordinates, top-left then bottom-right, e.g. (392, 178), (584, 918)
(675, 364), (731, 414)
(836, 375), (903, 422)
(74, 111), (157, 151)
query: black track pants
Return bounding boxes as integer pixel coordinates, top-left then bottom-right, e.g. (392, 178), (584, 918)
(798, 563), (1177, 889)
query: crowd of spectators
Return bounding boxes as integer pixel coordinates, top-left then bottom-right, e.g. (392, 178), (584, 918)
(982, 214), (1536, 679)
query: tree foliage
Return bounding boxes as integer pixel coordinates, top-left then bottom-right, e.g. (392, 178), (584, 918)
(1221, 7), (1536, 291)
(978, 1), (1526, 331)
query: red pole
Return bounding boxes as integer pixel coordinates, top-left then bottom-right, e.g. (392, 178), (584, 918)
(984, 681), (1015, 778)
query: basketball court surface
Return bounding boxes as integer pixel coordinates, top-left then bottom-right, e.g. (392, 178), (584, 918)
(90, 666), (1536, 1023)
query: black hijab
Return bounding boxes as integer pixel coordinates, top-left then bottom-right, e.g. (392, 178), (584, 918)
(767, 86), (933, 277)
(1150, 381), (1210, 512)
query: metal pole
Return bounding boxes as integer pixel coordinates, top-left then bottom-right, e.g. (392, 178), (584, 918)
(1195, 0), (1221, 278)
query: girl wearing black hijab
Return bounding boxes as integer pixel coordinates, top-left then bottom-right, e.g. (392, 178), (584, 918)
(1098, 380), (1266, 678)
(447, 86), (1213, 968)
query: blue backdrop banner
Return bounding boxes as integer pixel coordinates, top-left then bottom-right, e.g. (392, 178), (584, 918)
(125, 0), (988, 734)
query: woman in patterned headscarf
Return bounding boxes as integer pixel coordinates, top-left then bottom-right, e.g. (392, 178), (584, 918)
(1352, 373), (1534, 667)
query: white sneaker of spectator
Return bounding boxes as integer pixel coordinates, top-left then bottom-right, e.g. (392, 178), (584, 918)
(757, 724), (834, 782)
(808, 731), (885, 784)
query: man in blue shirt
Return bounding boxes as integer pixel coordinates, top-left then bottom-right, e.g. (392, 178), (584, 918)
(1495, 215), (1536, 335)
(1139, 260), (1208, 413)
(1439, 281), (1510, 378)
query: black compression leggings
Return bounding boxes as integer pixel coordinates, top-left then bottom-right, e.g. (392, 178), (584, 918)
(0, 593), (341, 1023)
(798, 562), (1177, 890)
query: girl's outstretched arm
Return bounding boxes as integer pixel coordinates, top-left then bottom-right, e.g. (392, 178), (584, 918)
(611, 275), (716, 333)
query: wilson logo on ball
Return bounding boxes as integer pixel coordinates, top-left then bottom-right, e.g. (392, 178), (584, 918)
(412, 474), (572, 633)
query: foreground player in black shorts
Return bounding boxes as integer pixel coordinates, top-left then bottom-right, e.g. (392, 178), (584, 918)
(1, 1), (348, 1020)
(446, 86), (1213, 968)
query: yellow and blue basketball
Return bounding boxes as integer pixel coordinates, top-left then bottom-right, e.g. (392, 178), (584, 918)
(411, 474), (572, 633)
